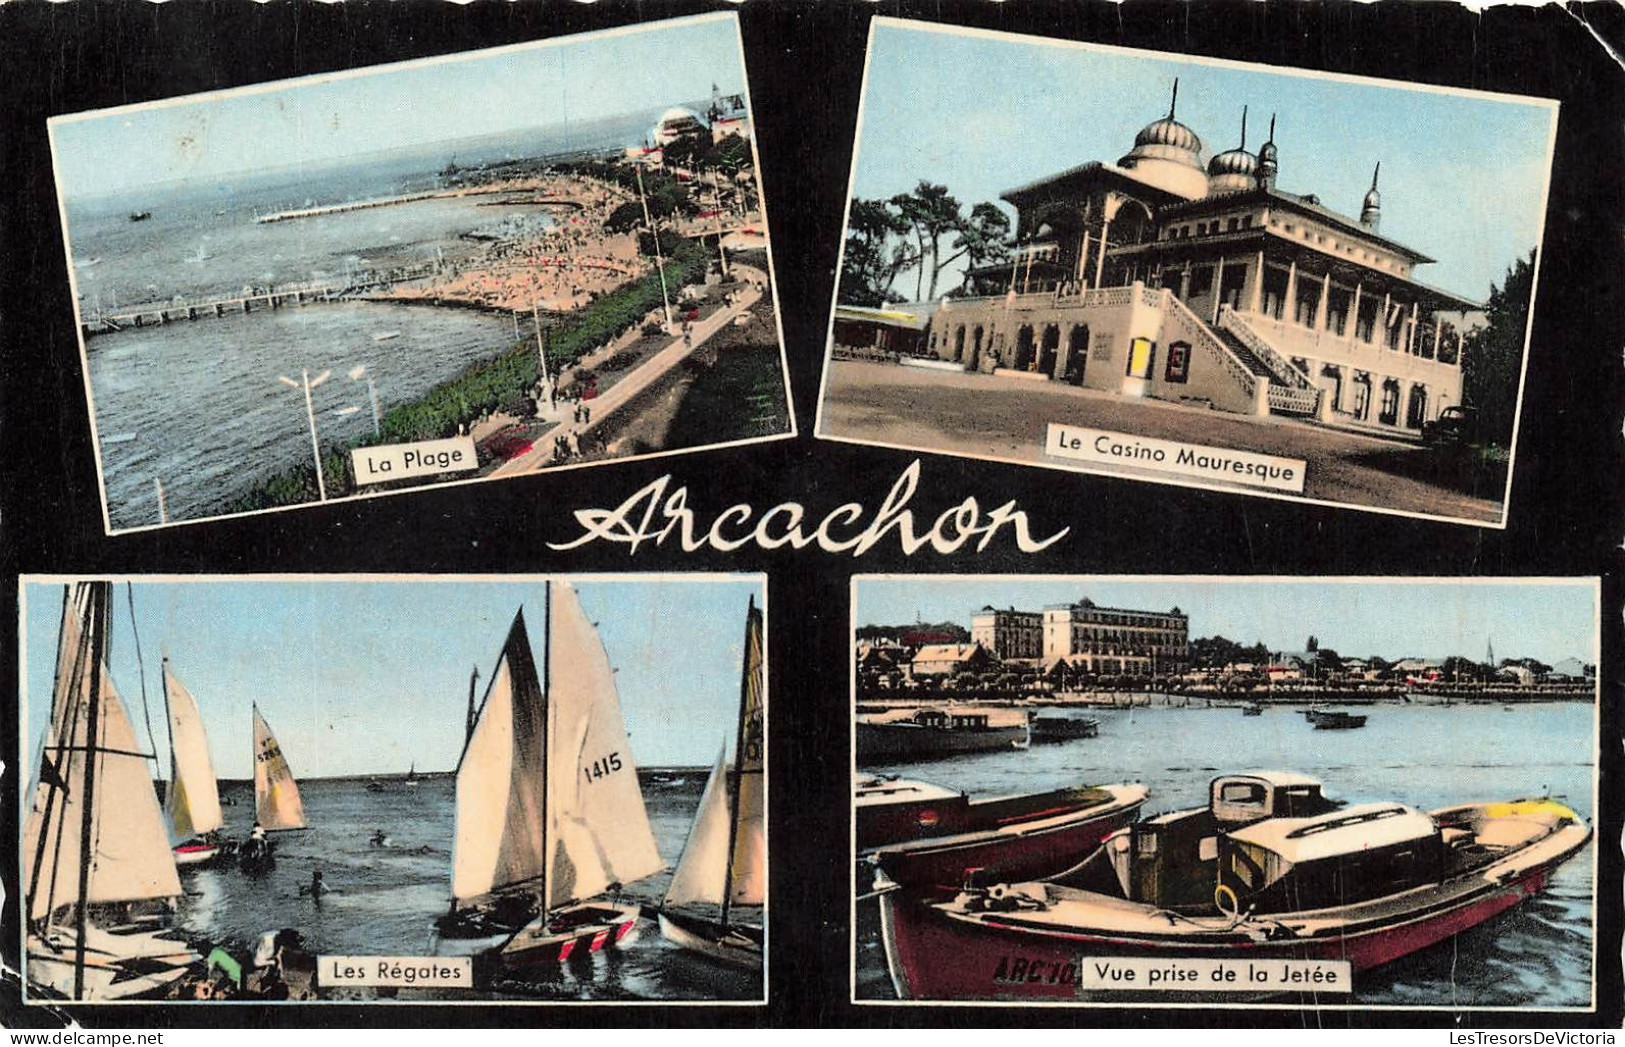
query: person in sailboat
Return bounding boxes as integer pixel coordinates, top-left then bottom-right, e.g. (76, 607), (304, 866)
(369, 829), (390, 848)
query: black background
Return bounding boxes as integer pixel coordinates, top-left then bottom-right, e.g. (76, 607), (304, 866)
(1, 0), (1621, 1029)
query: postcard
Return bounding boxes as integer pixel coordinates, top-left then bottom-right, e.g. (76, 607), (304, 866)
(19, 574), (767, 1004)
(850, 575), (1598, 1009)
(50, 13), (794, 535)
(816, 20), (1557, 527)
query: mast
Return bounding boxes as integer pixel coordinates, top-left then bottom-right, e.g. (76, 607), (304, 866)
(161, 656), (179, 829)
(74, 582), (110, 1000)
(541, 579), (552, 923)
(464, 666), (480, 744)
(126, 584), (161, 782)
(27, 587), (83, 924)
(719, 595), (754, 928)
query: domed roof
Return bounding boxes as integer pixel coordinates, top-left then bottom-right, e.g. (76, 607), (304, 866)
(1134, 116), (1203, 154)
(1208, 147), (1258, 177)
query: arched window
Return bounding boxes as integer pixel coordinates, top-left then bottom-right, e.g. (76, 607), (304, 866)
(1405, 385), (1428, 428)
(1379, 378), (1400, 425)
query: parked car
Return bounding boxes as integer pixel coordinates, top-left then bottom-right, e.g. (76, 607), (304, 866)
(1423, 405), (1481, 446)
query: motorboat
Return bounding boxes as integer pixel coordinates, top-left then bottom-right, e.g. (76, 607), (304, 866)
(1306, 708), (1366, 730)
(877, 771), (1590, 1001)
(1029, 715), (1100, 742)
(859, 774), (1148, 894)
(857, 706), (1030, 764)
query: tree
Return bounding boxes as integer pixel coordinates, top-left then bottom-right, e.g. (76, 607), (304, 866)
(1305, 635), (1319, 653)
(605, 201), (646, 234)
(1462, 249), (1535, 448)
(891, 183), (963, 301)
(839, 198), (918, 307)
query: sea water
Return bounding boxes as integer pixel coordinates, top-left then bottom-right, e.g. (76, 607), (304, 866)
(854, 700), (1596, 1008)
(176, 771), (761, 1002)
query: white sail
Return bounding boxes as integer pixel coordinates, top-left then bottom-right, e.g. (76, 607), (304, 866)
(23, 585), (183, 922)
(252, 705), (306, 831)
(546, 582), (664, 909)
(662, 743), (732, 907)
(728, 601), (767, 907)
(164, 662), (223, 839)
(452, 612), (547, 902)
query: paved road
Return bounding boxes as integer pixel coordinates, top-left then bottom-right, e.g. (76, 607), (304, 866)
(820, 359), (1502, 523)
(490, 264), (766, 477)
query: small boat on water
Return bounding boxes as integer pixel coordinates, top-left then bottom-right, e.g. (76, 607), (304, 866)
(242, 704), (307, 871)
(877, 771), (1591, 1001)
(1306, 708), (1366, 730)
(657, 598), (766, 969)
(857, 706), (1030, 764)
(129, 211), (152, 222)
(162, 659), (230, 867)
(1241, 702), (1264, 716)
(24, 582), (200, 1000)
(433, 583), (665, 974)
(372, 330), (402, 342)
(859, 774), (1148, 895)
(1029, 714), (1099, 742)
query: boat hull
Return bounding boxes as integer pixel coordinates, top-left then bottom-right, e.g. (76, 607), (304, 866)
(173, 842), (222, 867)
(880, 850), (1577, 1002)
(857, 722), (1028, 764)
(657, 910), (764, 970)
(868, 786), (1148, 894)
(498, 901), (642, 970)
(27, 924), (199, 1002)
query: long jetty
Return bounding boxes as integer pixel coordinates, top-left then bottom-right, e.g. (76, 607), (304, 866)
(81, 261), (442, 339)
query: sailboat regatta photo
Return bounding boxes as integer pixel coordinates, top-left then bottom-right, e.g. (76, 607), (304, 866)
(18, 574), (769, 1004)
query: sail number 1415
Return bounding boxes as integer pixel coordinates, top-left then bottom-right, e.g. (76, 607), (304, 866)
(583, 751), (624, 782)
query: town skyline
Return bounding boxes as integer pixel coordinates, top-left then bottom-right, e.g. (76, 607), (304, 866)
(854, 578), (1595, 667)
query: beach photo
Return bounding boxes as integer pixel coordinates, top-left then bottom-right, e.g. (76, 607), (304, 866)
(818, 21), (1556, 526)
(51, 13), (792, 534)
(851, 576), (1597, 1009)
(20, 574), (766, 1004)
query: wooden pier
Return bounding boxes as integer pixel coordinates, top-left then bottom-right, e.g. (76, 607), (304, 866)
(80, 261), (442, 339)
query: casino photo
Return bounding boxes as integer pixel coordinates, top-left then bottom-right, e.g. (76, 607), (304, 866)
(910, 85), (1479, 434)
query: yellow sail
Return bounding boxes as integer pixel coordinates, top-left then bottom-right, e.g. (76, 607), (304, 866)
(23, 584), (183, 921)
(545, 582), (664, 909)
(252, 705), (306, 831)
(728, 600), (767, 906)
(164, 661), (223, 839)
(452, 611), (547, 902)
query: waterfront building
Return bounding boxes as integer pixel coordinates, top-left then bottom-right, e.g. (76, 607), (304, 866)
(652, 106), (709, 147)
(922, 84), (1483, 435)
(1041, 599), (1189, 675)
(910, 643), (992, 678)
(970, 606), (1044, 661)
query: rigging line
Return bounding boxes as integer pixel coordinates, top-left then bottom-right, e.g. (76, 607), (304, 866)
(37, 586), (95, 925)
(125, 583), (162, 781)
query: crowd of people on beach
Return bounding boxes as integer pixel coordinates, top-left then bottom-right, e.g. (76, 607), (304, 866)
(378, 173), (647, 314)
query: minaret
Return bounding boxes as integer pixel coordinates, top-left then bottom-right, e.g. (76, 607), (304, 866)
(1257, 114), (1278, 190)
(1360, 162), (1382, 229)
(1168, 77), (1179, 119)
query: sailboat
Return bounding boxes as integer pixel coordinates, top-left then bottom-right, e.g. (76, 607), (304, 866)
(657, 598), (766, 969)
(162, 658), (227, 867)
(406, 762), (420, 786)
(243, 704), (307, 870)
(23, 582), (200, 1001)
(434, 581), (665, 971)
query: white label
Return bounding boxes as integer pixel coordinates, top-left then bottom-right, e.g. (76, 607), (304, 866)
(1077, 957), (1351, 993)
(352, 436), (478, 485)
(317, 955), (473, 989)
(1044, 425), (1306, 493)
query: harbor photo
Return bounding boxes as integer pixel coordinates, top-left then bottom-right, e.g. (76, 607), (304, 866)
(50, 14), (792, 534)
(817, 21), (1556, 526)
(20, 574), (766, 1003)
(851, 576), (1597, 1008)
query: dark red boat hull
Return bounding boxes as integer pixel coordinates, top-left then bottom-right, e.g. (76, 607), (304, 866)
(871, 796), (1145, 894)
(881, 866), (1554, 1001)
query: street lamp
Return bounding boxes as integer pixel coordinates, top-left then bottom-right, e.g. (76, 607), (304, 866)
(277, 368), (331, 502)
(348, 365), (381, 438)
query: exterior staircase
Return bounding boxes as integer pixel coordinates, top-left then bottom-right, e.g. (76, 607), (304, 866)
(1211, 327), (1281, 385)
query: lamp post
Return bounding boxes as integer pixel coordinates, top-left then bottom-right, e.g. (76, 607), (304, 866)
(634, 163), (674, 330)
(277, 368), (331, 501)
(348, 365), (381, 438)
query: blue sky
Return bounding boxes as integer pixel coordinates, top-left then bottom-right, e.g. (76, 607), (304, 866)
(855, 578), (1595, 665)
(851, 21), (1556, 301)
(51, 14), (745, 198)
(23, 576), (763, 779)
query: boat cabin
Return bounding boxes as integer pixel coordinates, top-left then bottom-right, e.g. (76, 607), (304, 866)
(1100, 772), (1444, 913)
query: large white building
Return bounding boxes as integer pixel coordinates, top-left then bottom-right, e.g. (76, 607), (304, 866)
(924, 84), (1484, 435)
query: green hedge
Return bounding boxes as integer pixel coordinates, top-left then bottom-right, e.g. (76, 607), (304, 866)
(222, 239), (709, 514)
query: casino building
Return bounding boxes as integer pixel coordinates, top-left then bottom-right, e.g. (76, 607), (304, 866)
(924, 84), (1483, 433)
